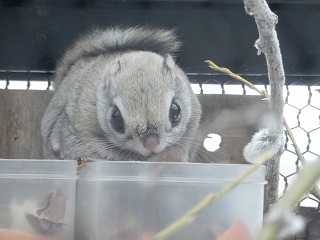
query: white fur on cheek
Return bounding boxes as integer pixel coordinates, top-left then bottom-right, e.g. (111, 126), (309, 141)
(243, 128), (284, 163)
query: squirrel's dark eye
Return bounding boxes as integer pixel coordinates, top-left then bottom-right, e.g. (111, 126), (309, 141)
(111, 106), (125, 133)
(169, 101), (181, 127)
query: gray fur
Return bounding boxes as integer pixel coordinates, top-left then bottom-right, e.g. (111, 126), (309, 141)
(54, 26), (181, 88)
(41, 26), (202, 162)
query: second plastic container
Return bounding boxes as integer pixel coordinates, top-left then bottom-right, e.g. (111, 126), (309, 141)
(75, 161), (266, 240)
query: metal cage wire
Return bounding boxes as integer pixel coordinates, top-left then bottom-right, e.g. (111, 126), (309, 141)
(1, 70), (320, 208)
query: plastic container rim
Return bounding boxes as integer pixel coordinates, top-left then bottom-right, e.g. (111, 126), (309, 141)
(77, 161), (266, 184)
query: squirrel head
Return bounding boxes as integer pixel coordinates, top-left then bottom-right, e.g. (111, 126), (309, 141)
(96, 52), (199, 158)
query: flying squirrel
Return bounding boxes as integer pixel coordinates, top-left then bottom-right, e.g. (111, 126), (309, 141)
(41, 26), (202, 162)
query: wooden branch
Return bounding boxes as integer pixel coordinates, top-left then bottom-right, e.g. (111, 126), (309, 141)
(243, 0), (286, 209)
(244, 0), (285, 134)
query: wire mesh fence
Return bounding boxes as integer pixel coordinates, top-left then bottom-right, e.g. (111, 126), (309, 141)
(1, 70), (320, 209)
(0, 70), (54, 90)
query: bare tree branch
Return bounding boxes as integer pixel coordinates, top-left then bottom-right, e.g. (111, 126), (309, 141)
(243, 0), (286, 209)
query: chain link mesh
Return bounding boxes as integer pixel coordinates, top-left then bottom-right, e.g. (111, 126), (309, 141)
(1, 70), (320, 208)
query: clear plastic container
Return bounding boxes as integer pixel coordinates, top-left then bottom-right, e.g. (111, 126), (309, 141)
(75, 161), (266, 240)
(0, 159), (78, 240)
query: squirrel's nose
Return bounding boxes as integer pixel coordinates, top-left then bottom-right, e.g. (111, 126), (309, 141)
(143, 136), (160, 151)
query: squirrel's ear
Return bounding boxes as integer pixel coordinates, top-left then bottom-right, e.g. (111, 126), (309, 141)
(111, 60), (122, 82)
(105, 60), (121, 92)
(112, 60), (122, 75)
(162, 54), (175, 75)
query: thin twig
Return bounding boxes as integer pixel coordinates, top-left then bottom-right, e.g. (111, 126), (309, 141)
(153, 152), (272, 240)
(205, 60), (320, 202)
(283, 120), (320, 200)
(204, 60), (268, 98)
(257, 158), (320, 240)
